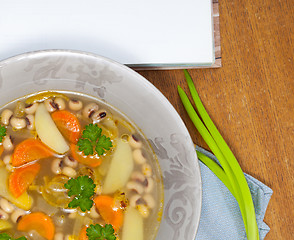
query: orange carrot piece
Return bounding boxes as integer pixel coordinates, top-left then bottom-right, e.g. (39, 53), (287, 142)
(51, 110), (81, 144)
(17, 212), (55, 240)
(0, 145), (4, 157)
(9, 163), (40, 198)
(12, 139), (54, 167)
(94, 195), (123, 231)
(79, 226), (89, 240)
(70, 144), (102, 167)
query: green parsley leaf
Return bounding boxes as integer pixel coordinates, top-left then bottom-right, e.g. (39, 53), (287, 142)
(0, 233), (11, 240)
(83, 124), (102, 142)
(86, 224), (116, 240)
(0, 125), (7, 143)
(0, 233), (27, 240)
(95, 135), (113, 156)
(77, 123), (112, 156)
(77, 138), (94, 155)
(64, 175), (96, 212)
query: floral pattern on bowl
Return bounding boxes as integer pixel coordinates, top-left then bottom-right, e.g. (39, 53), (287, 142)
(0, 50), (202, 240)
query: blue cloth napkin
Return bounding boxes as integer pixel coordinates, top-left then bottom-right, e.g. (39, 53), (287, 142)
(195, 146), (273, 240)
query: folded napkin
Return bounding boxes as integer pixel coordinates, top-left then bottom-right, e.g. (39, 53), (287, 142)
(195, 146), (273, 240)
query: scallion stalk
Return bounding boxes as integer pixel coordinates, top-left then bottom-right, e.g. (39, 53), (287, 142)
(178, 85), (248, 233)
(178, 70), (259, 240)
(196, 150), (236, 199)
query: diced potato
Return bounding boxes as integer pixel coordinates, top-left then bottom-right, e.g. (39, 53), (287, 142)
(122, 207), (144, 240)
(0, 167), (33, 210)
(35, 103), (69, 154)
(102, 139), (134, 194)
(0, 219), (12, 231)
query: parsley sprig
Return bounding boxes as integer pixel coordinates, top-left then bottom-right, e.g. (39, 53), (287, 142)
(64, 175), (96, 212)
(86, 224), (116, 240)
(0, 233), (27, 240)
(77, 124), (113, 156)
(0, 125), (7, 143)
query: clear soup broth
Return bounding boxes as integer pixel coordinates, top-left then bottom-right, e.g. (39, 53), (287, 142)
(0, 91), (163, 240)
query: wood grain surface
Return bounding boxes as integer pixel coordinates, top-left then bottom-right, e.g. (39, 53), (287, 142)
(137, 0), (294, 239)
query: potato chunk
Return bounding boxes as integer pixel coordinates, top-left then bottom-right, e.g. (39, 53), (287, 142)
(35, 103), (69, 154)
(122, 207), (144, 240)
(102, 139), (133, 194)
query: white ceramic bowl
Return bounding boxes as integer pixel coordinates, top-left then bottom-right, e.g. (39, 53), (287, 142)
(0, 50), (202, 240)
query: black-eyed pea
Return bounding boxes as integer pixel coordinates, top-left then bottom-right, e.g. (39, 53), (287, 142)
(11, 209), (26, 223)
(141, 163), (152, 177)
(44, 98), (57, 112)
(137, 204), (150, 218)
(91, 110), (107, 123)
(82, 103), (99, 118)
(143, 194), (155, 209)
(133, 149), (146, 164)
(144, 177), (154, 193)
(54, 232), (63, 240)
(51, 158), (62, 174)
(0, 198), (14, 213)
(62, 167), (77, 178)
(3, 135), (13, 151)
(131, 171), (145, 182)
(10, 117), (26, 130)
(129, 194), (141, 208)
(1, 109), (13, 125)
(68, 99), (83, 111)
(126, 181), (144, 195)
(64, 156), (78, 168)
(25, 114), (35, 130)
(54, 97), (66, 110)
(128, 134), (142, 149)
(24, 103), (38, 114)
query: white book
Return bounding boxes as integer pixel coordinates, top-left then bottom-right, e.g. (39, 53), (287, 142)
(0, 0), (216, 68)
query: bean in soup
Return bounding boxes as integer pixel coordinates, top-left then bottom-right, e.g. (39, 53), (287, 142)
(0, 91), (163, 240)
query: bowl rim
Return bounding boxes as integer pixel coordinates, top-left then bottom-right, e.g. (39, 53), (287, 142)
(0, 49), (203, 239)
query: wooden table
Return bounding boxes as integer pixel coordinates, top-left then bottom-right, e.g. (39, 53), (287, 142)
(137, 0), (294, 239)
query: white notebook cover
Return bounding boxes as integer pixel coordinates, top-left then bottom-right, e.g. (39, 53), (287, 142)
(0, 0), (214, 68)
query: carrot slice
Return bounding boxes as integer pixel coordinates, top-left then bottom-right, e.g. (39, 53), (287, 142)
(9, 163), (40, 198)
(70, 144), (102, 167)
(12, 139), (54, 167)
(0, 145), (4, 157)
(79, 226), (89, 240)
(17, 212), (55, 240)
(94, 195), (123, 231)
(51, 110), (81, 144)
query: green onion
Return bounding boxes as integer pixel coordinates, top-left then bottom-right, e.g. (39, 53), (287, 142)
(177, 85), (247, 230)
(196, 150), (236, 199)
(178, 70), (259, 240)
